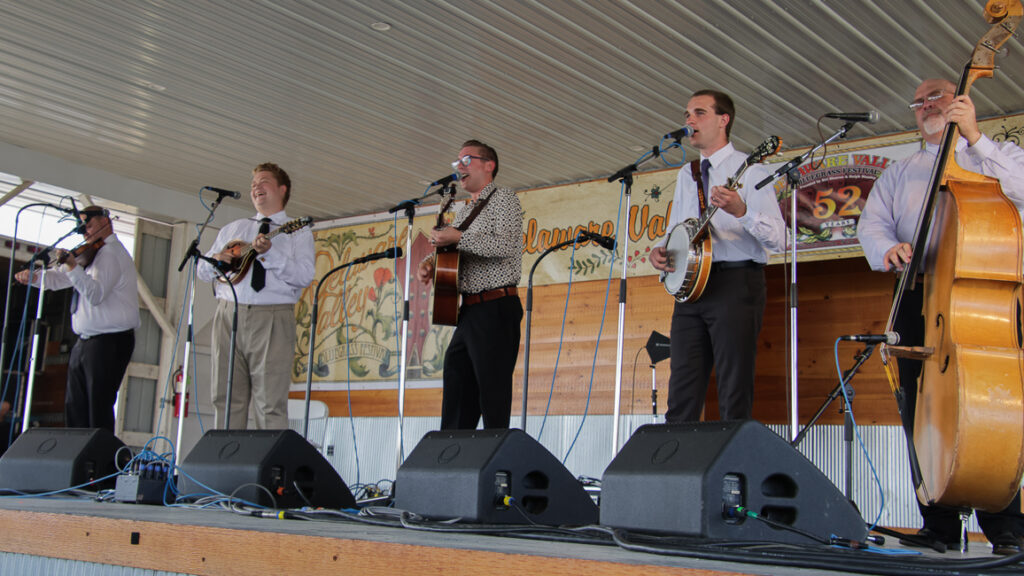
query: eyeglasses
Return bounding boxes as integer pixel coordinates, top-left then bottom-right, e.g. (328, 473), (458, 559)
(451, 155), (486, 170)
(908, 90), (949, 111)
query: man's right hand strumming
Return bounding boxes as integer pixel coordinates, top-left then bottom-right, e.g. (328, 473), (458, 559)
(417, 257), (435, 285)
(650, 246), (674, 273)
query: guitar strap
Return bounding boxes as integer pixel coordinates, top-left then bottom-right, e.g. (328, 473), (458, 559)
(454, 186), (497, 232)
(690, 159), (708, 218)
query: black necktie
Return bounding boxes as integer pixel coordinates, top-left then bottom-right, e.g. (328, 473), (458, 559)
(700, 158), (711, 197)
(251, 218), (271, 292)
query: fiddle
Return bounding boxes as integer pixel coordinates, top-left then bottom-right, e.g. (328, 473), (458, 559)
(55, 237), (105, 269)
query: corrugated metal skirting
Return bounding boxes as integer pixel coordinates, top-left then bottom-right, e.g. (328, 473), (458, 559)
(0, 552), (194, 576)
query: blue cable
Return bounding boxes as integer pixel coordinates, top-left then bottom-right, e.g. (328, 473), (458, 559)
(832, 338), (886, 529)
(342, 266), (361, 485)
(563, 181), (623, 464)
(2, 261), (35, 443)
(537, 242), (577, 442)
(658, 138), (687, 168)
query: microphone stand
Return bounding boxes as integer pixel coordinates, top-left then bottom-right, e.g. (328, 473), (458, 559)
(174, 191), (233, 468)
(387, 195), (422, 468)
(607, 145), (664, 456)
(385, 184), (448, 466)
(16, 223), (85, 434)
(757, 121), (855, 441)
(302, 248), (402, 444)
(792, 342), (876, 500)
(520, 232), (611, 431)
(1, 202), (76, 431)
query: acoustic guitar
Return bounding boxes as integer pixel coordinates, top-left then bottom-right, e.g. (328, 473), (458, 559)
(217, 216), (313, 284)
(431, 192), (460, 326)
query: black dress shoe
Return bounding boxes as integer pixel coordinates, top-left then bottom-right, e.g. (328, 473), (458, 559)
(990, 532), (1023, 556)
(899, 528), (961, 551)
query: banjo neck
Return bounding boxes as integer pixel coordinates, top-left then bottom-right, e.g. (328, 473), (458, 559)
(693, 136), (781, 241)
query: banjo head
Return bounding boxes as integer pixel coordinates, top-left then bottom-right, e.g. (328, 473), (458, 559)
(662, 220), (706, 300)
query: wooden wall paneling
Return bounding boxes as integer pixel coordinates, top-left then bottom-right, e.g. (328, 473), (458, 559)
(304, 257), (904, 427)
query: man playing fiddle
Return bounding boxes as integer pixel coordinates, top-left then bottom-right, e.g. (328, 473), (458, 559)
(858, 78), (1024, 554)
(15, 206), (139, 433)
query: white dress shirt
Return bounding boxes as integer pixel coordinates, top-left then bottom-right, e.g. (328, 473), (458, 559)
(659, 142), (787, 263)
(35, 235), (140, 338)
(858, 135), (1024, 271)
(197, 210), (315, 305)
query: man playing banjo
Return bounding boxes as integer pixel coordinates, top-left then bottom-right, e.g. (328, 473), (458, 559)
(650, 89), (786, 423)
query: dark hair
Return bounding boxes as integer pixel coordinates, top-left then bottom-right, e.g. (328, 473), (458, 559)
(461, 139), (499, 179)
(691, 89), (735, 138)
(253, 162), (292, 206)
(80, 205), (110, 221)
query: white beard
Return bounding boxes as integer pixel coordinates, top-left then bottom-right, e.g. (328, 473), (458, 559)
(922, 114), (946, 136)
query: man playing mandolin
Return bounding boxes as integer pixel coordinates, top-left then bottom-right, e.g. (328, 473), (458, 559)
(15, 206), (139, 433)
(417, 140), (524, 430)
(197, 162), (314, 430)
(649, 90), (786, 424)
(858, 78), (1024, 555)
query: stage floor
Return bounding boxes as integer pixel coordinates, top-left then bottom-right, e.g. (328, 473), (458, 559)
(0, 497), (1018, 576)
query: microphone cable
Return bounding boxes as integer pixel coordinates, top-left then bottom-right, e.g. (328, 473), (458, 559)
(832, 337), (886, 530)
(341, 265), (362, 487)
(390, 210), (404, 459)
(562, 180), (623, 465)
(536, 240), (578, 443)
(658, 136), (687, 168)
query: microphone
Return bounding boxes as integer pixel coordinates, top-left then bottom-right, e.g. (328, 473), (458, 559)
(429, 173), (459, 187)
(70, 201), (86, 234)
(352, 246), (404, 265)
(823, 111), (879, 124)
(664, 126), (695, 141)
(840, 332), (899, 345)
(578, 231), (616, 251)
(202, 186), (242, 199)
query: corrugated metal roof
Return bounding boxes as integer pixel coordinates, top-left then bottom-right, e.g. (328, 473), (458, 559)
(0, 0), (1020, 221)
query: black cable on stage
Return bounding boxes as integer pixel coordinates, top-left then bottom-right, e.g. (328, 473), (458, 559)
(610, 528), (1024, 576)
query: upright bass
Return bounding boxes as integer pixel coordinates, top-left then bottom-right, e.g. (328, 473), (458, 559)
(882, 0), (1024, 511)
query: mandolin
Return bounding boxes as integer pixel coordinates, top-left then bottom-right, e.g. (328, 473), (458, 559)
(217, 216), (313, 284)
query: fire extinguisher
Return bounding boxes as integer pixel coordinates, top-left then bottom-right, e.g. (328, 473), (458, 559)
(172, 366), (189, 418)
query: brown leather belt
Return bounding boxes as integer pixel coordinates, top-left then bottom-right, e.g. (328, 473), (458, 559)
(461, 286), (518, 306)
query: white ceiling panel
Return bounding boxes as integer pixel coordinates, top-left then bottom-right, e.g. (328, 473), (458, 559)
(0, 0), (1020, 222)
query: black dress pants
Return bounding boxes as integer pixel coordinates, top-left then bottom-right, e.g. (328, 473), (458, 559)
(440, 295), (523, 430)
(65, 329), (135, 432)
(666, 265), (765, 423)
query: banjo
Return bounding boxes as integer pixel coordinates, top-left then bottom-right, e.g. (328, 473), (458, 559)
(661, 135), (781, 303)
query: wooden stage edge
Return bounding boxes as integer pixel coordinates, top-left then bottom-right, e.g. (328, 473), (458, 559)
(0, 498), (763, 576)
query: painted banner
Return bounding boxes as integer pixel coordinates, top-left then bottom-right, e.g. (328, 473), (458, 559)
(293, 114), (1024, 383)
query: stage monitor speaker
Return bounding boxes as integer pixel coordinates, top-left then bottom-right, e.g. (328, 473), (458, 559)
(601, 420), (867, 545)
(395, 428), (598, 525)
(0, 427), (126, 492)
(177, 429), (355, 509)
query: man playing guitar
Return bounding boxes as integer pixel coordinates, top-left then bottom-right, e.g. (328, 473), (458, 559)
(417, 140), (524, 430)
(649, 90), (786, 424)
